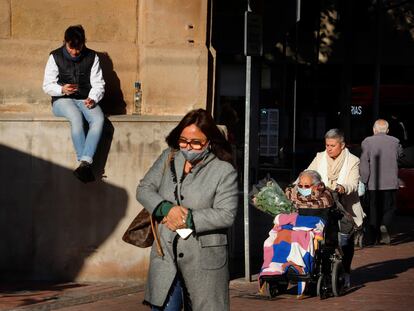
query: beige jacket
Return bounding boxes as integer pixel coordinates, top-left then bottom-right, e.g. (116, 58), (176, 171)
(307, 148), (365, 227)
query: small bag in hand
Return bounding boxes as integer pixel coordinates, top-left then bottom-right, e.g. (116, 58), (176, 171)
(122, 208), (164, 256)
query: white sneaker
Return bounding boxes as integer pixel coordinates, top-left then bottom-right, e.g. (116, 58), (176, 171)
(380, 225), (391, 245)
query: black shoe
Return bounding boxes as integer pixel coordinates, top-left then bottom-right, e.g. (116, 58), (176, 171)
(73, 161), (95, 183)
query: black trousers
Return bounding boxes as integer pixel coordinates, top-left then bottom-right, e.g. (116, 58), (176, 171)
(365, 190), (397, 243)
(367, 190), (397, 229)
(342, 233), (355, 274)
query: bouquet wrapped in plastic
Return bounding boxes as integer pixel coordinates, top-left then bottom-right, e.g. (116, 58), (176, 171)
(250, 177), (294, 217)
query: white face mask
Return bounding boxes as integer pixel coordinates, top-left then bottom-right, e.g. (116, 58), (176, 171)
(298, 187), (312, 197)
(180, 145), (210, 163)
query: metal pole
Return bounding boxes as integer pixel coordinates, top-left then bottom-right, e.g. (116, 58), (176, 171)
(292, 0), (301, 154)
(244, 55), (251, 282)
(293, 79), (297, 154)
(243, 1), (252, 283)
(373, 0), (382, 121)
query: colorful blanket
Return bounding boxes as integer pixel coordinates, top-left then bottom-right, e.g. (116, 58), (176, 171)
(259, 213), (325, 295)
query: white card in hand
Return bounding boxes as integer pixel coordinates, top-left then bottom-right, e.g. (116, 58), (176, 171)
(176, 228), (193, 239)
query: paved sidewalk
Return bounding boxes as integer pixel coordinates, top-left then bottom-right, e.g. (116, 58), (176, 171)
(2, 215), (414, 311)
(0, 282), (144, 311)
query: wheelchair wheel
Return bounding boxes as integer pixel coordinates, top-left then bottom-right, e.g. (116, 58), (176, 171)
(332, 260), (345, 297)
(317, 274), (330, 299)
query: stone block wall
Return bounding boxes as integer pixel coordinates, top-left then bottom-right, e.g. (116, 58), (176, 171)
(0, 115), (181, 281)
(137, 0), (209, 115)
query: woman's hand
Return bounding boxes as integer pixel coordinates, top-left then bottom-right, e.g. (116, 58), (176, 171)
(162, 206), (188, 231)
(336, 184), (345, 194)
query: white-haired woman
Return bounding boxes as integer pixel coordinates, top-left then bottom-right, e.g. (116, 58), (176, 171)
(305, 128), (365, 288)
(285, 170), (334, 214)
(259, 169), (334, 298)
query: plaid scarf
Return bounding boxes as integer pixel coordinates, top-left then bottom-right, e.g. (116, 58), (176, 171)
(285, 186), (334, 210)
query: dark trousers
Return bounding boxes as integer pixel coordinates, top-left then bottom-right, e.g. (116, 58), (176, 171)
(366, 190), (397, 243)
(341, 234), (354, 274)
(368, 190), (397, 228)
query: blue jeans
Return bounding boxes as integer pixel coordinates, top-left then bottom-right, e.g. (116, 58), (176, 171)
(52, 98), (104, 164)
(152, 278), (183, 311)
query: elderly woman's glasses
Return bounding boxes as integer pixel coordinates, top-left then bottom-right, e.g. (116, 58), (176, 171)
(297, 184), (312, 189)
(178, 138), (208, 150)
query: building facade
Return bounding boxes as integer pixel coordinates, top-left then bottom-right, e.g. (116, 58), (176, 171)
(0, 0), (212, 282)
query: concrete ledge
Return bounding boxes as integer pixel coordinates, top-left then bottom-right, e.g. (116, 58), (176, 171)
(0, 114), (184, 122)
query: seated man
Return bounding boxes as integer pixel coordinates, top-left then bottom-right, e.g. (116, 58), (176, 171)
(259, 170), (334, 297)
(42, 25), (105, 183)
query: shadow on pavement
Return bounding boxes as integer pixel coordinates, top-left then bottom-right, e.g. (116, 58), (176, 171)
(0, 282), (87, 309)
(390, 229), (414, 246)
(353, 257), (414, 286)
(0, 282), (85, 295)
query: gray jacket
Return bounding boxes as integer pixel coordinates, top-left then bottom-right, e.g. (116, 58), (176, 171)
(360, 133), (403, 190)
(136, 148), (238, 310)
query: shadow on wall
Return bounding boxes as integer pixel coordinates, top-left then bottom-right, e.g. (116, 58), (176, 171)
(0, 144), (128, 281)
(93, 118), (114, 179)
(97, 52), (127, 115)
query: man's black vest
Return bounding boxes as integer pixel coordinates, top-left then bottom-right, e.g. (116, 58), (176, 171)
(50, 46), (96, 102)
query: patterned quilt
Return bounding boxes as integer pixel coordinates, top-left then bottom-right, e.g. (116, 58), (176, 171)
(259, 212), (325, 295)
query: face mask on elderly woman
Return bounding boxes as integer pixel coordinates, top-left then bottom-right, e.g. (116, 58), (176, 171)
(298, 187), (312, 197)
(297, 173), (318, 197)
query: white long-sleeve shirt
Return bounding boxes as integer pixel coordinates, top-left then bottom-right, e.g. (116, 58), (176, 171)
(42, 53), (105, 103)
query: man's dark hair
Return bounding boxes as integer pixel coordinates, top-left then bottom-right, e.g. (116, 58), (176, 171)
(166, 109), (235, 166)
(64, 25), (86, 49)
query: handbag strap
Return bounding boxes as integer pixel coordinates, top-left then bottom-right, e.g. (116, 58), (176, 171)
(149, 150), (177, 257)
(150, 215), (164, 257)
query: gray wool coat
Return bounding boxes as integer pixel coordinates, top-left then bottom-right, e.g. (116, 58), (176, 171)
(360, 133), (403, 190)
(136, 148), (238, 310)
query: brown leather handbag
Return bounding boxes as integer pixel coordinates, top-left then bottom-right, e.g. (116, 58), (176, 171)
(123, 151), (176, 256)
(122, 208), (164, 257)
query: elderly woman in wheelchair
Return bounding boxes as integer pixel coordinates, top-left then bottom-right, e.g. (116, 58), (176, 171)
(259, 170), (346, 299)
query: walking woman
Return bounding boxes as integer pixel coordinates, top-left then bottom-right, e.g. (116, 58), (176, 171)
(305, 128), (365, 288)
(136, 109), (238, 310)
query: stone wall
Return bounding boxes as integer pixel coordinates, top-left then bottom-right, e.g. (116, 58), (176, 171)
(0, 115), (181, 281)
(137, 0), (209, 114)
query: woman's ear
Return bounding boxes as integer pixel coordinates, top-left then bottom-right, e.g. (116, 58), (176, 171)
(341, 142), (345, 149)
(315, 183), (325, 191)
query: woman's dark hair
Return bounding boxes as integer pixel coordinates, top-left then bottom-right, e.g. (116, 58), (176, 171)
(64, 25), (86, 49)
(166, 109), (235, 166)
